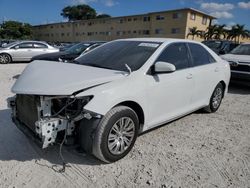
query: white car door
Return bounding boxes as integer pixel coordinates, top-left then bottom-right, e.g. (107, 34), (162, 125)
(144, 43), (194, 130)
(187, 43), (221, 108)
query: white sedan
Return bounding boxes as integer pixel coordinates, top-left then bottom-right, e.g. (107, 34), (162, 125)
(10, 38), (230, 163)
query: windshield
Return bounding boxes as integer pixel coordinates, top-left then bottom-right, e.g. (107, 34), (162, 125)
(230, 44), (250, 55)
(66, 43), (91, 54)
(1, 41), (19, 48)
(74, 41), (161, 72)
(204, 41), (222, 49)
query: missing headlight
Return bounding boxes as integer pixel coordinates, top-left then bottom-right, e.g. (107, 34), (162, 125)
(51, 96), (93, 119)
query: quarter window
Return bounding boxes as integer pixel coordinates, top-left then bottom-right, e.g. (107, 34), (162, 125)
(156, 43), (189, 70)
(188, 43), (216, 66)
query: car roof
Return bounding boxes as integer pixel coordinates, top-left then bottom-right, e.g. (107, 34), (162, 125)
(116, 38), (201, 44)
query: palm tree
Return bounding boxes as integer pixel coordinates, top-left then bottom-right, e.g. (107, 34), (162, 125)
(227, 24), (249, 43)
(213, 24), (226, 39)
(204, 25), (217, 40)
(187, 27), (203, 40)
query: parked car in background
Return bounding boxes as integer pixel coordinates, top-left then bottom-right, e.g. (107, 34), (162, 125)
(0, 41), (59, 64)
(220, 43), (250, 83)
(0, 39), (18, 47)
(10, 38), (230, 163)
(59, 43), (78, 51)
(202, 40), (238, 55)
(31, 41), (105, 62)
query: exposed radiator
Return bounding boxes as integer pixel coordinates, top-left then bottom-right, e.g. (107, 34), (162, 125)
(16, 95), (40, 132)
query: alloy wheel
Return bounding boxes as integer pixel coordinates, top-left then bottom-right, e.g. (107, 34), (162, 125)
(108, 117), (135, 155)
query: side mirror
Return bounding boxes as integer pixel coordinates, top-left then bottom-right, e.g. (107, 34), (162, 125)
(152, 61), (176, 74)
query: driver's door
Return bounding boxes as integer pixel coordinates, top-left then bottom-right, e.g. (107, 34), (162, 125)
(11, 42), (34, 61)
(144, 43), (194, 130)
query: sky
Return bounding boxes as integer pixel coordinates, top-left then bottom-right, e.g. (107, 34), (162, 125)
(0, 0), (249, 29)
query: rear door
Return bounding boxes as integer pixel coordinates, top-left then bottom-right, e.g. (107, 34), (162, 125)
(32, 42), (49, 57)
(187, 43), (221, 108)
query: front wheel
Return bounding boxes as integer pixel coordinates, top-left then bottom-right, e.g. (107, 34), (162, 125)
(0, 53), (12, 64)
(204, 83), (224, 113)
(92, 106), (139, 163)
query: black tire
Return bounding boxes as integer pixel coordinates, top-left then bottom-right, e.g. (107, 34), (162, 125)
(0, 53), (12, 64)
(92, 106), (139, 163)
(204, 83), (224, 113)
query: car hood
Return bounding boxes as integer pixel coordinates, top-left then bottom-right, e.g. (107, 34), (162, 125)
(12, 61), (126, 95)
(220, 54), (250, 63)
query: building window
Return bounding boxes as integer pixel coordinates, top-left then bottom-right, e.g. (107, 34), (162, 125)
(75, 32), (79, 36)
(155, 28), (164, 34)
(143, 16), (150, 22)
(173, 12), (182, 19)
(82, 32), (85, 35)
(128, 18), (132, 22)
(50, 26), (54, 29)
(143, 30), (150, 35)
(202, 16), (207, 25)
(156, 15), (164, 20)
(128, 30), (131, 34)
(116, 31), (122, 36)
(133, 30), (137, 34)
(171, 28), (181, 34)
(61, 25), (64, 28)
(61, 33), (65, 36)
(190, 12), (196, 20)
(119, 19), (123, 23)
(133, 18), (138, 21)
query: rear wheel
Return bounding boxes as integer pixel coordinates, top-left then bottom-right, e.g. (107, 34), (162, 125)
(92, 106), (139, 163)
(204, 83), (224, 113)
(0, 53), (12, 64)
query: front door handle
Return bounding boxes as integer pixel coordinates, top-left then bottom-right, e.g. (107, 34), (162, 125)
(186, 73), (193, 79)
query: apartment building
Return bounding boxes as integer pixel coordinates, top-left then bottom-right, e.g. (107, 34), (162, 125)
(33, 8), (215, 42)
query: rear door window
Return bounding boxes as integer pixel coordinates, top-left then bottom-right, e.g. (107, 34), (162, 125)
(188, 43), (216, 66)
(33, 43), (48, 48)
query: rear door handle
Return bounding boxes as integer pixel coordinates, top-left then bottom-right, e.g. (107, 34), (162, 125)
(215, 67), (220, 72)
(186, 73), (193, 79)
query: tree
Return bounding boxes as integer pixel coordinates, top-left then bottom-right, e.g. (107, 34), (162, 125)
(61, 4), (110, 21)
(213, 24), (226, 39)
(96, 14), (111, 19)
(187, 27), (202, 40)
(227, 24), (249, 43)
(0, 21), (32, 39)
(204, 25), (218, 40)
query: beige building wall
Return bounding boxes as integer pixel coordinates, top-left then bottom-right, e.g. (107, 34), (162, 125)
(32, 8), (215, 42)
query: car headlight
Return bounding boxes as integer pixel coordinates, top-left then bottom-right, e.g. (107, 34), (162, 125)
(51, 96), (93, 118)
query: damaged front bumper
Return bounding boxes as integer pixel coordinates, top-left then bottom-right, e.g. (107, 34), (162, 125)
(9, 95), (101, 149)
